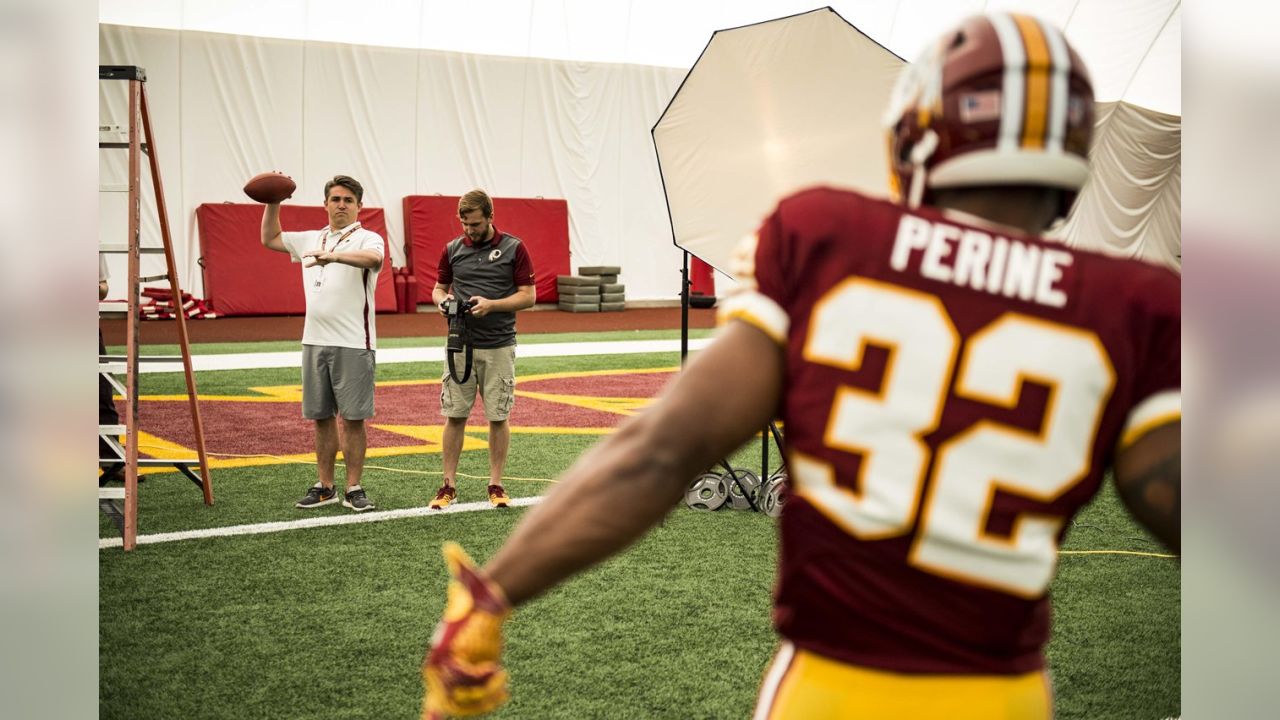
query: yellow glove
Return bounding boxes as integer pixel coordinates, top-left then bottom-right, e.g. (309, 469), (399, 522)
(422, 542), (512, 719)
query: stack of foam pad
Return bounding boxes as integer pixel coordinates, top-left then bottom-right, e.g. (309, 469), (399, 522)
(392, 267), (419, 313)
(99, 288), (222, 319)
(556, 266), (624, 312)
(140, 288), (220, 319)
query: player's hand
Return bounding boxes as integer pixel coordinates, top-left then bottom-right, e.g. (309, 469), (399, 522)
(301, 250), (334, 268)
(468, 296), (493, 318)
(422, 542), (512, 719)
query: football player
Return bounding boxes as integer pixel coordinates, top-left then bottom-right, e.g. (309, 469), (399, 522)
(422, 12), (1180, 719)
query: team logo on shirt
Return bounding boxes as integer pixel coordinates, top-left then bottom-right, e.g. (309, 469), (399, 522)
(489, 249), (503, 261)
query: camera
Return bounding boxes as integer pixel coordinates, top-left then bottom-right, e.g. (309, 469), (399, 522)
(441, 298), (474, 383)
(441, 298), (472, 353)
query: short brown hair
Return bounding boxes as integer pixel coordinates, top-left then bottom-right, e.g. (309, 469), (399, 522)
(458, 189), (493, 218)
(324, 175), (364, 204)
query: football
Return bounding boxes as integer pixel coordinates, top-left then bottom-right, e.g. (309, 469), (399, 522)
(243, 172), (296, 204)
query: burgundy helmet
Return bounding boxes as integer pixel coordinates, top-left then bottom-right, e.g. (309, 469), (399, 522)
(884, 13), (1095, 217)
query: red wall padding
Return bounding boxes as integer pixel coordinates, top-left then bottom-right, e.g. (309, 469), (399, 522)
(403, 196), (570, 304)
(196, 203), (397, 316)
(690, 255), (716, 296)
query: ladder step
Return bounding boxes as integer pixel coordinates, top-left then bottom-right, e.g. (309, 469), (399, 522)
(100, 65), (147, 82)
(99, 362), (126, 374)
(96, 457), (200, 466)
(99, 424), (127, 435)
(99, 302), (128, 315)
(138, 273), (170, 283)
(98, 142), (151, 154)
(99, 244), (167, 254)
(99, 354), (184, 364)
(137, 458), (199, 466)
(98, 487), (126, 500)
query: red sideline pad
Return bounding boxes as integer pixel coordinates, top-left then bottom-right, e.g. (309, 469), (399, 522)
(403, 196), (570, 303)
(196, 204), (396, 316)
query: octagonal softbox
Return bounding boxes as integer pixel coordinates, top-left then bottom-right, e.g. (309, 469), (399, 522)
(652, 7), (905, 274)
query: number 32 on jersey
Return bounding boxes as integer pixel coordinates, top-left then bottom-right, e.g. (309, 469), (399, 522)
(793, 277), (1115, 598)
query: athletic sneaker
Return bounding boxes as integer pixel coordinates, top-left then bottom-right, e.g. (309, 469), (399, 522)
(487, 485), (511, 508)
(99, 463), (124, 487)
(343, 487), (375, 512)
(296, 483), (339, 509)
(429, 485), (457, 510)
(99, 463), (144, 485)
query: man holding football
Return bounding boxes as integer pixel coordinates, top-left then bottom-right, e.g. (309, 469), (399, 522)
(260, 175), (385, 513)
(422, 13), (1180, 719)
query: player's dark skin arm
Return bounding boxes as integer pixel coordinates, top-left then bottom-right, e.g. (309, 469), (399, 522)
(484, 321), (783, 605)
(1112, 421), (1180, 553)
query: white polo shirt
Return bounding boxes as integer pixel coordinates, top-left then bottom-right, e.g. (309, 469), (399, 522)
(281, 222), (385, 350)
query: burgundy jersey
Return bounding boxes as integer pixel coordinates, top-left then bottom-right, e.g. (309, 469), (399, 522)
(719, 187), (1180, 674)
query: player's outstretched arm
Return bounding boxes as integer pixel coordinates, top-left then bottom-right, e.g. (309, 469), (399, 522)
(485, 319), (784, 606)
(1113, 421), (1181, 553)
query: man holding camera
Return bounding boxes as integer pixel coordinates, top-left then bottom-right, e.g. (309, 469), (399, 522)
(430, 189), (536, 509)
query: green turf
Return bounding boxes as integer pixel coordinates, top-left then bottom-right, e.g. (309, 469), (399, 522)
(107, 327), (715, 356)
(1050, 482), (1181, 720)
(99, 344), (1179, 719)
(101, 507), (777, 720)
(129, 351), (690, 396)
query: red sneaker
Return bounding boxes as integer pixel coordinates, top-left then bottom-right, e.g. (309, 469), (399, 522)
(429, 485), (457, 510)
(487, 485), (510, 508)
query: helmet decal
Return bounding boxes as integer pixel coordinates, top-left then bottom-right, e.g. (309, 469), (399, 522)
(883, 12), (1095, 218)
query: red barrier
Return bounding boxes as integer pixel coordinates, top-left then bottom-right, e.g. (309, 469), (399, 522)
(402, 195), (571, 303)
(690, 255), (716, 296)
(196, 203), (397, 316)
(404, 273), (419, 310)
(394, 271), (407, 312)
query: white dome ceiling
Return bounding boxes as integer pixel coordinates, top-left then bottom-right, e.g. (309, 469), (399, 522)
(100, 0), (1181, 115)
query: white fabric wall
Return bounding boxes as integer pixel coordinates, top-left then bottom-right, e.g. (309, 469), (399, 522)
(1053, 101), (1181, 269)
(98, 0), (1182, 116)
(99, 24), (688, 301)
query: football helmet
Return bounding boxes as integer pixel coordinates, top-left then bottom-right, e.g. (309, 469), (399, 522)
(884, 13), (1095, 215)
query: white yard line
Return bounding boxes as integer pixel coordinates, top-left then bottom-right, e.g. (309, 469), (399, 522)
(136, 338), (713, 372)
(99, 495), (545, 549)
(104, 337), (709, 548)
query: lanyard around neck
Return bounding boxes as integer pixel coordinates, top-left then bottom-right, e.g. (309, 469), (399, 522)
(321, 225), (360, 253)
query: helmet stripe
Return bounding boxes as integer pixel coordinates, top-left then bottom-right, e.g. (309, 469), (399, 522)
(1041, 19), (1071, 153)
(989, 14), (1026, 152)
(1013, 14), (1051, 150)
(885, 132), (902, 201)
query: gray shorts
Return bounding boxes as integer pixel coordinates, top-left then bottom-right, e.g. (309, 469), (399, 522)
(441, 345), (516, 422)
(302, 345), (376, 420)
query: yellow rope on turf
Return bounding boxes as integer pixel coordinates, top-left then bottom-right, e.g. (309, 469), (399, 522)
(149, 448), (558, 483)
(1059, 549), (1177, 559)
(124, 449), (1174, 553)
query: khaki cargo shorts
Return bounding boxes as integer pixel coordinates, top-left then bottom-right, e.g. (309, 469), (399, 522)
(440, 345), (516, 422)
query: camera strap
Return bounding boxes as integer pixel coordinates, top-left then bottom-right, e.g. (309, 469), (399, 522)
(447, 343), (473, 384)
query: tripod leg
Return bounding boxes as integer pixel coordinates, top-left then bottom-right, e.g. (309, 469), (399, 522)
(718, 460), (761, 513)
(768, 422), (786, 454)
